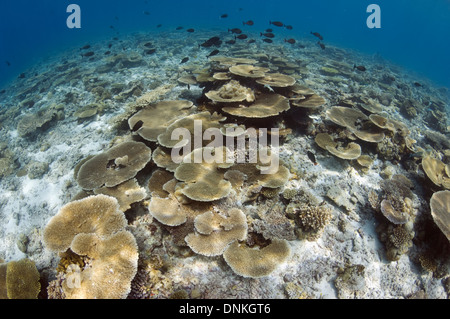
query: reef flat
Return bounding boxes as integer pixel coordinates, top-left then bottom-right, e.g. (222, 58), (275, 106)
(0, 29), (449, 299)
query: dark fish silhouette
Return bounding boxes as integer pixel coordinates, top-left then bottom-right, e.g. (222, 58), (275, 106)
(221, 14), (228, 18)
(270, 21), (284, 27)
(143, 11), (150, 15)
(262, 38), (273, 43)
(414, 82), (422, 87)
(208, 49), (220, 57)
(307, 151), (318, 165)
(108, 43), (113, 48)
(228, 28), (242, 34)
(284, 38), (296, 44)
(285, 25), (293, 30)
(318, 41), (325, 50)
(145, 48), (156, 55)
(353, 65), (366, 71)
(104, 51), (111, 55)
(260, 32), (275, 38)
(266, 28), (273, 32)
(235, 34), (248, 40)
(176, 26), (184, 30)
(131, 120), (144, 132)
(5, 61), (11, 67)
(225, 39), (236, 44)
(181, 57), (189, 64)
(143, 42), (153, 48)
(156, 24), (162, 28)
(243, 20), (254, 26)
(311, 32), (323, 40)
(18, 73), (26, 79)
(248, 39), (256, 43)
(200, 36), (222, 48)
(80, 44), (91, 50)
(187, 28), (195, 33)
(81, 51), (95, 57)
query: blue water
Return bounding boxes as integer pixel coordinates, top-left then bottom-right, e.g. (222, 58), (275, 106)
(1, 0), (449, 90)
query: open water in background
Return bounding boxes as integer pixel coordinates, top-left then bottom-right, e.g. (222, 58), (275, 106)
(0, 0), (449, 92)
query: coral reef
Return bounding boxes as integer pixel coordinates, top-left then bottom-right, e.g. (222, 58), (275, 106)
(43, 195), (138, 298)
(0, 29), (449, 300)
(430, 190), (450, 241)
(75, 141), (152, 190)
(0, 258), (41, 299)
(222, 239), (291, 278)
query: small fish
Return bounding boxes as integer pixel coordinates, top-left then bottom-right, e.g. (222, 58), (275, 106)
(143, 42), (153, 48)
(235, 34), (248, 40)
(284, 38), (296, 44)
(285, 25), (293, 30)
(248, 39), (256, 43)
(187, 28), (195, 33)
(108, 43), (113, 48)
(262, 38), (273, 43)
(145, 48), (156, 55)
(264, 84), (274, 92)
(200, 36), (222, 48)
(353, 65), (366, 71)
(80, 44), (91, 50)
(311, 32), (324, 40)
(5, 61), (11, 67)
(131, 120), (144, 132)
(266, 28), (273, 32)
(225, 39), (236, 44)
(318, 41), (325, 50)
(18, 73), (26, 79)
(143, 11), (150, 15)
(156, 24), (162, 28)
(104, 51), (111, 55)
(307, 151), (318, 165)
(243, 20), (254, 26)
(260, 32), (275, 38)
(269, 21), (284, 27)
(180, 57), (189, 64)
(81, 51), (95, 57)
(109, 25), (115, 30)
(208, 49), (220, 57)
(221, 14), (228, 18)
(176, 26), (184, 30)
(228, 28), (242, 34)
(413, 82), (422, 87)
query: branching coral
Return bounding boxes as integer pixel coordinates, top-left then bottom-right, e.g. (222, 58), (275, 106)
(294, 203), (333, 241)
(378, 174), (415, 225)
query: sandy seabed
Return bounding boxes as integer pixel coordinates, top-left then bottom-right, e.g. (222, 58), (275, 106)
(0, 29), (449, 299)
